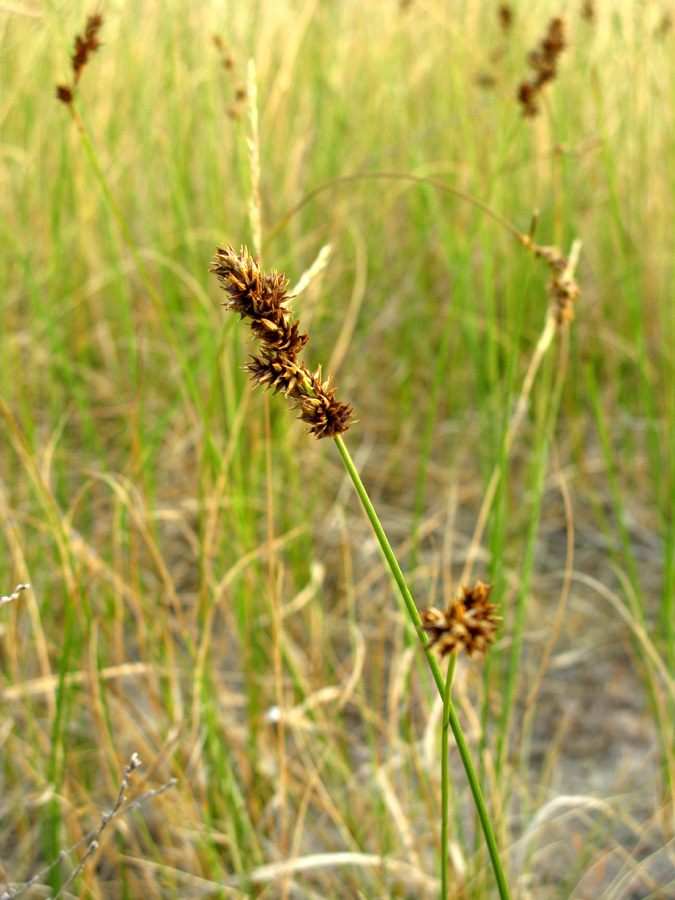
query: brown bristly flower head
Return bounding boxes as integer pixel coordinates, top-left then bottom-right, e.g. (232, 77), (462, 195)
(580, 0), (595, 24)
(498, 5), (513, 33)
(72, 13), (104, 82)
(56, 12), (104, 105)
(517, 17), (566, 117)
(210, 245), (353, 439)
(421, 582), (500, 659)
(56, 84), (74, 105)
(293, 366), (354, 440)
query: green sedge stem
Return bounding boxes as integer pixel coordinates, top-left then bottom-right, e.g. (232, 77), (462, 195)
(333, 434), (510, 900)
(441, 653), (457, 900)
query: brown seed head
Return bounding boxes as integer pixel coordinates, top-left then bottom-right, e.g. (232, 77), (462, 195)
(250, 316), (309, 357)
(211, 245), (353, 439)
(498, 5), (513, 32)
(245, 353), (307, 397)
(56, 84), (74, 105)
(210, 244), (290, 320)
(517, 17), (566, 117)
(517, 82), (539, 118)
(72, 13), (104, 82)
(57, 13), (103, 104)
(581, 0), (595, 23)
(293, 367), (354, 439)
(532, 243), (580, 323)
(518, 237), (581, 324)
(421, 582), (500, 658)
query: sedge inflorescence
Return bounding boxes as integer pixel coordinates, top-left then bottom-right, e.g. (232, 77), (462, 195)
(517, 17), (566, 117)
(210, 245), (353, 439)
(56, 12), (104, 105)
(517, 239), (581, 324)
(421, 582), (500, 659)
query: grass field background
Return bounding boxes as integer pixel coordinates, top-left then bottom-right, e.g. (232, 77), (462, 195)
(1, 1), (674, 897)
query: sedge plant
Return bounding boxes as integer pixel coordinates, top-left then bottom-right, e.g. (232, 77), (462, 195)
(209, 234), (581, 899)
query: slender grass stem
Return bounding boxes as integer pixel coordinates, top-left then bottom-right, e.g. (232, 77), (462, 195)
(333, 434), (510, 900)
(441, 653), (457, 900)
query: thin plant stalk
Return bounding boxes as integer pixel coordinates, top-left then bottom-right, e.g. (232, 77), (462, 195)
(461, 239), (581, 586)
(333, 434), (510, 900)
(441, 653), (458, 900)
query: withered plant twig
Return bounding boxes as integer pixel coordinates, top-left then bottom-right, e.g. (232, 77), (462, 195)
(1, 755), (176, 900)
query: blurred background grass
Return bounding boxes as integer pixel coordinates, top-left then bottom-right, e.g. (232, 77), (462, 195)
(1, 1), (674, 897)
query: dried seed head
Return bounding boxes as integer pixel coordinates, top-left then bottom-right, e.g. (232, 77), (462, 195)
(421, 582), (500, 658)
(498, 5), (513, 32)
(210, 244), (265, 315)
(519, 237), (582, 324)
(293, 367), (353, 439)
(245, 352), (307, 397)
(517, 17), (566, 117)
(56, 84), (74, 105)
(211, 245), (353, 439)
(295, 390), (354, 439)
(517, 81), (539, 118)
(581, 0), (595, 23)
(56, 13), (104, 105)
(250, 316), (309, 357)
(534, 243), (581, 324)
(72, 13), (104, 82)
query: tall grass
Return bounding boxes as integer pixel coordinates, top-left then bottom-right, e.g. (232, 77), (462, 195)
(1, 1), (674, 897)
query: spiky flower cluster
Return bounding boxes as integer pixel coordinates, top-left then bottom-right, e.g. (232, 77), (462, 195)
(210, 245), (353, 439)
(517, 17), (566, 117)
(421, 582), (500, 658)
(56, 13), (104, 105)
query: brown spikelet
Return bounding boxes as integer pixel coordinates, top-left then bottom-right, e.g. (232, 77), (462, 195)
(516, 236), (581, 324)
(580, 0), (595, 24)
(517, 17), (566, 117)
(245, 353), (306, 397)
(72, 13), (104, 82)
(211, 245), (353, 439)
(250, 316), (309, 356)
(294, 368), (354, 439)
(56, 12), (104, 104)
(213, 35), (246, 119)
(56, 84), (73, 105)
(421, 582), (500, 659)
(533, 242), (581, 323)
(498, 5), (513, 32)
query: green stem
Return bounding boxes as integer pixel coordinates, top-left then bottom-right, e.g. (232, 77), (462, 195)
(333, 434), (510, 900)
(441, 653), (457, 900)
